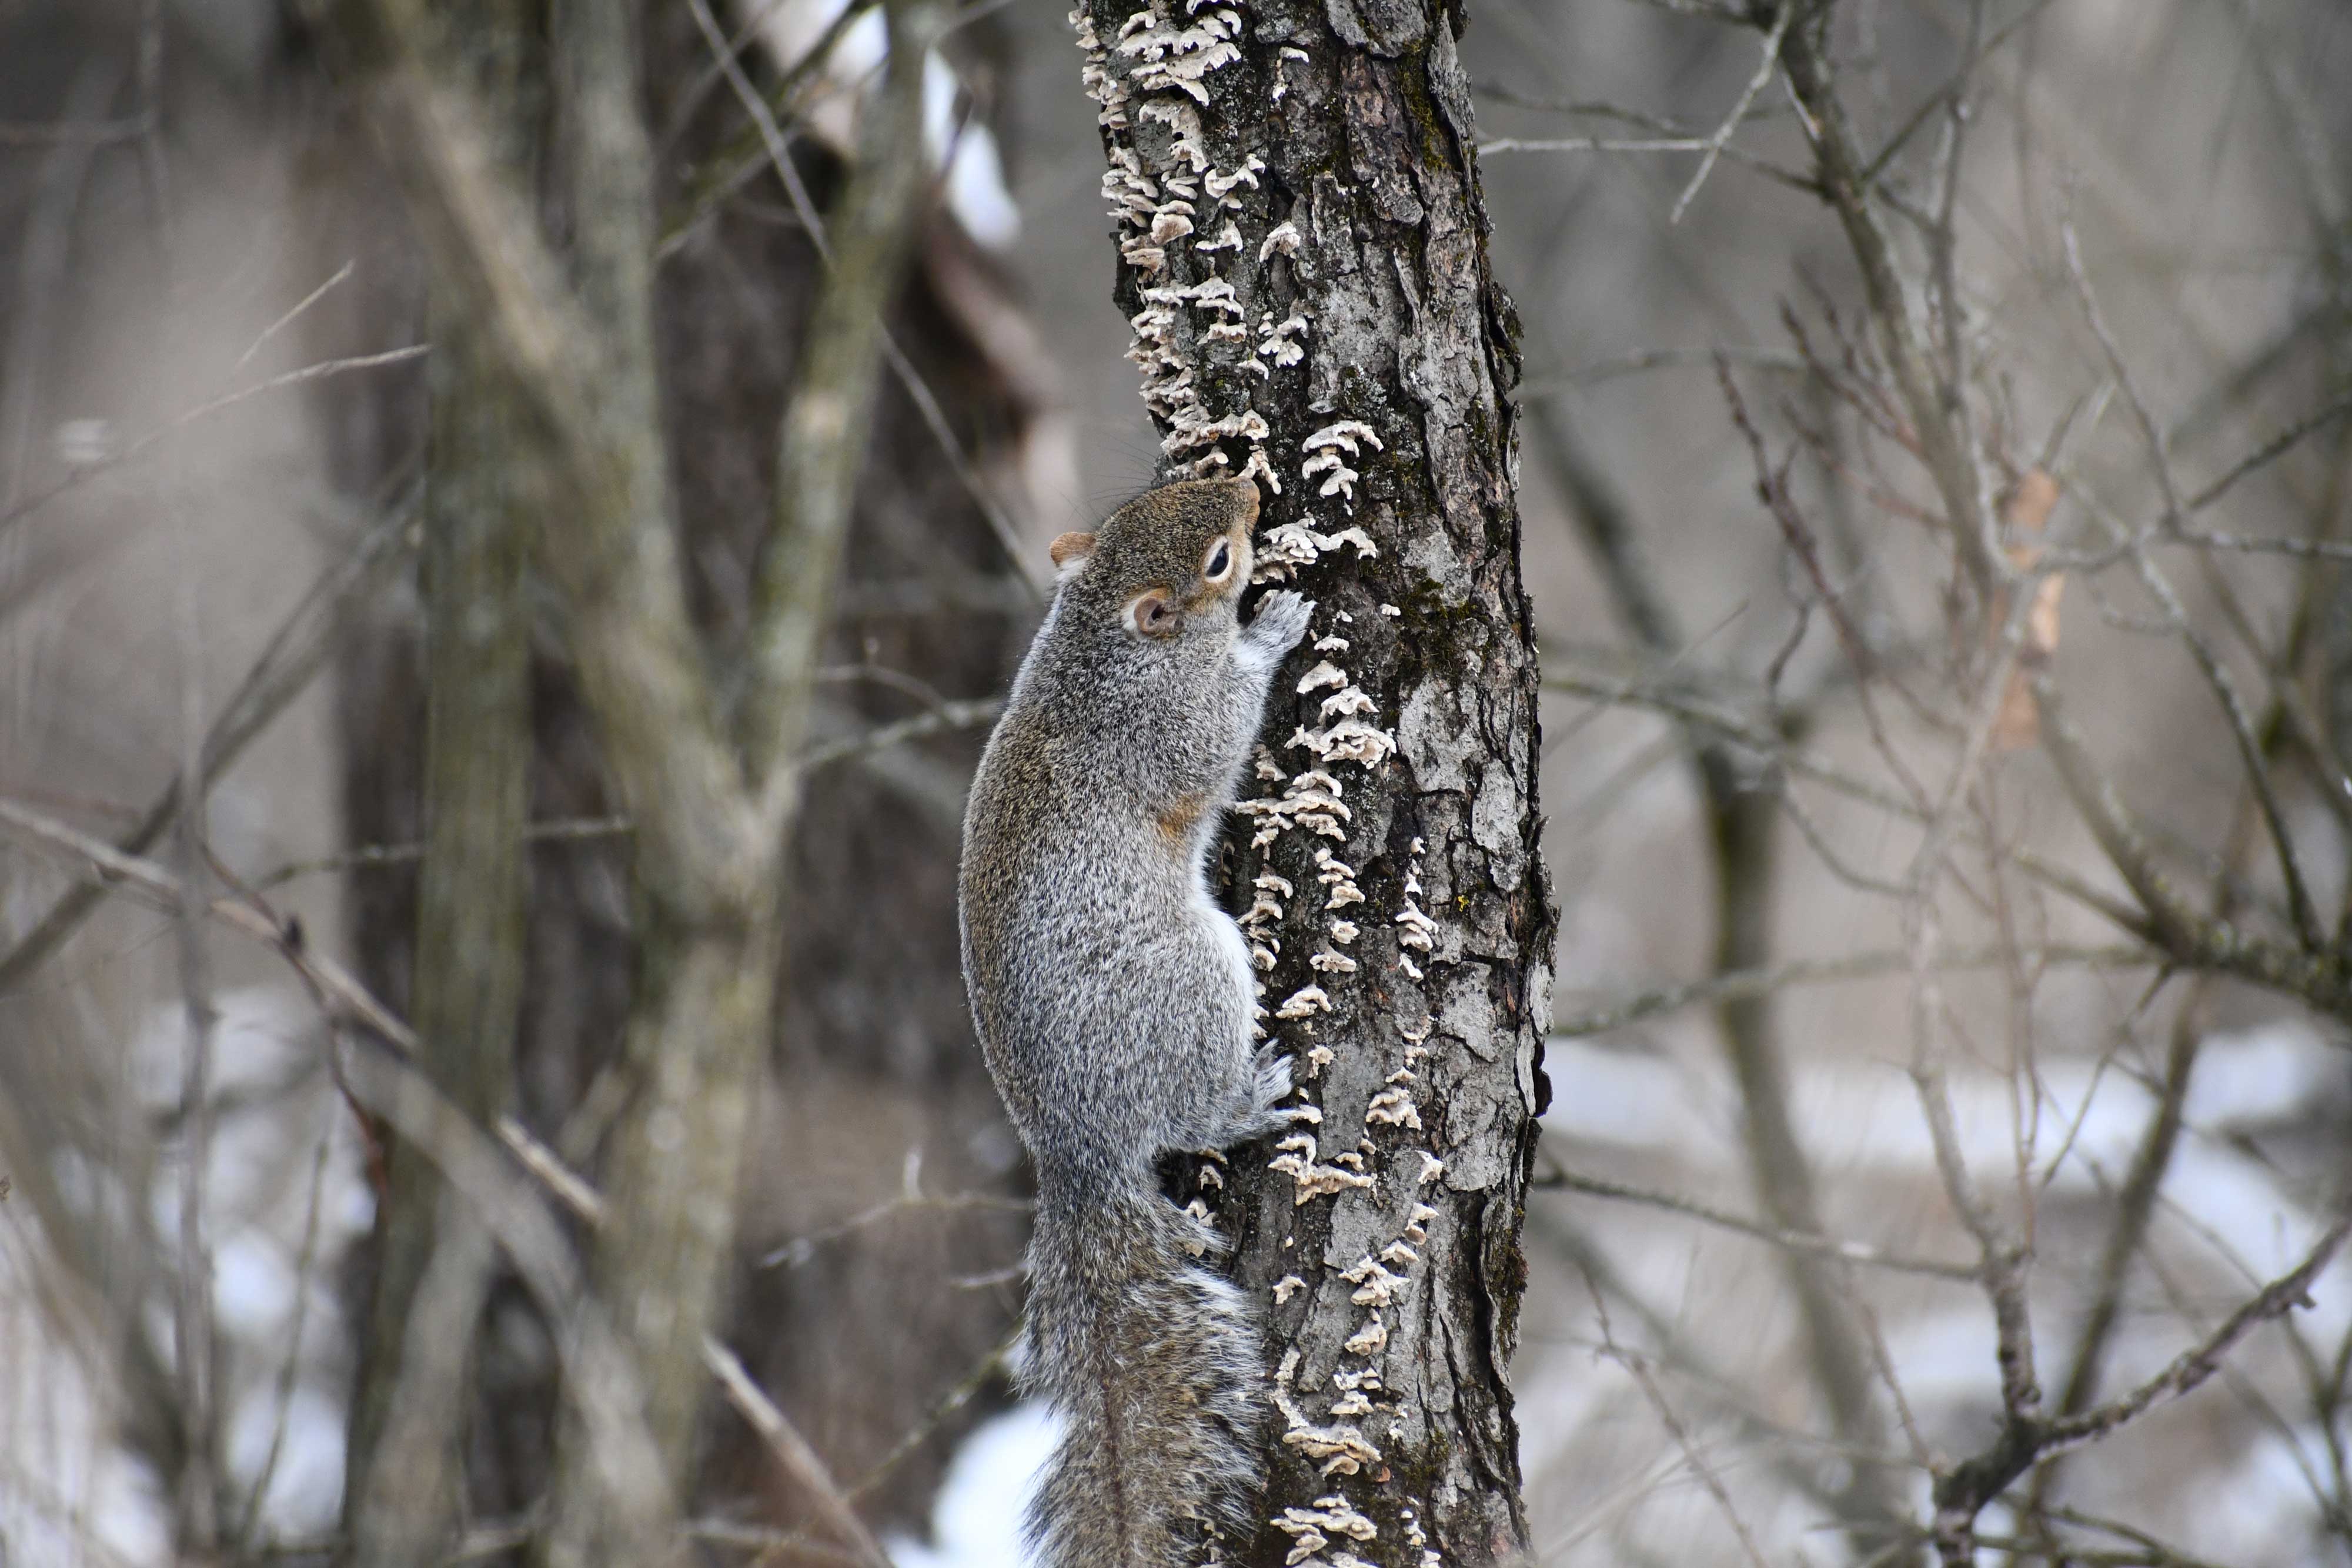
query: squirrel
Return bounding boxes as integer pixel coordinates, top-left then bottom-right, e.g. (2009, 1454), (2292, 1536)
(959, 476), (1313, 1568)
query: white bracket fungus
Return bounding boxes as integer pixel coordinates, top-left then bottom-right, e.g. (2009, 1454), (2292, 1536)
(1342, 1315), (1389, 1356)
(1341, 1254), (1406, 1309)
(1274, 1387), (1384, 1477)
(1273, 984), (1331, 1019)
(1268, 1132), (1375, 1203)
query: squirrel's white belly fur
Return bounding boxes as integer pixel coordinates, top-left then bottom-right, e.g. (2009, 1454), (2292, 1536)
(1197, 882), (1257, 1027)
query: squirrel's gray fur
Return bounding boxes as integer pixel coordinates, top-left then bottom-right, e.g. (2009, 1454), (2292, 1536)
(959, 477), (1312, 1568)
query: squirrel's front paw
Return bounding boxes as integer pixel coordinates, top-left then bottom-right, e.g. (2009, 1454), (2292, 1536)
(1245, 590), (1315, 657)
(1212, 1049), (1297, 1145)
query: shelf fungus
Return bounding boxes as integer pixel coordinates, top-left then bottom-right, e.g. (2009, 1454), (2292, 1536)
(1234, 770), (1349, 844)
(1342, 1314), (1389, 1356)
(1341, 1255), (1406, 1309)
(1315, 848), (1365, 911)
(1269, 1132), (1376, 1203)
(1115, 8), (1242, 106)
(1274, 1496), (1378, 1568)
(1204, 153), (1265, 205)
(1274, 1387), (1384, 1478)
(1273, 983), (1331, 1019)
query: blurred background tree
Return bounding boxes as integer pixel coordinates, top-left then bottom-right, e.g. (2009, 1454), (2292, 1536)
(1, 0), (2348, 1565)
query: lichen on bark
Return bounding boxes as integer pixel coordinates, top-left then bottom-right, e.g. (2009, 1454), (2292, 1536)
(1070, 2), (1555, 1562)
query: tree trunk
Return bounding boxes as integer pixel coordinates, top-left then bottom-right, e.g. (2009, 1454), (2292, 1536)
(308, 0), (1045, 1540)
(336, 8), (538, 1559)
(1069, 5), (1554, 1563)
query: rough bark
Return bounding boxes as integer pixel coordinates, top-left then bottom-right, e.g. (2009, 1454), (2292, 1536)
(1069, 5), (1553, 1563)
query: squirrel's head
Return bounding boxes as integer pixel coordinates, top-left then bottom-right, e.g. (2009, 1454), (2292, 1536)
(1047, 477), (1261, 644)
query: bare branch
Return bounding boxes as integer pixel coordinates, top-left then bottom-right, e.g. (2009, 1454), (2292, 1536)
(739, 0), (946, 790)
(1539, 1165), (1979, 1281)
(1779, 9), (2004, 603)
(681, 0), (1038, 595)
(0, 794), (890, 1568)
(0, 480), (419, 993)
(2044, 1206), (2352, 1453)
(0, 346), (428, 541)
(1549, 942), (2154, 1037)
(1669, 0), (1792, 223)
(2061, 220), (2324, 947)
(1855, 0), (2061, 186)
(704, 1343), (895, 1568)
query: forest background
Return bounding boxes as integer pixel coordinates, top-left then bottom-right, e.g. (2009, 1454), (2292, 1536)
(2, 0), (2350, 1564)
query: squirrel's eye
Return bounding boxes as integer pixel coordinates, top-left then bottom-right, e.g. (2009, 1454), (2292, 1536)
(1204, 539), (1233, 581)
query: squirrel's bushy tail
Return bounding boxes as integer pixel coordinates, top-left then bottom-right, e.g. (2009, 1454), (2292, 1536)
(1021, 1174), (1265, 1568)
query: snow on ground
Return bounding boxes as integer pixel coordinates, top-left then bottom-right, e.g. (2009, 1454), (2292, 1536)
(887, 1403), (1055, 1568)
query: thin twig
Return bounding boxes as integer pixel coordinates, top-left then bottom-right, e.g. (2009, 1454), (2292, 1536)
(0, 346), (428, 540)
(236, 1122), (339, 1549)
(1584, 1282), (1776, 1568)
(1541, 666), (2146, 932)
(2062, 220), (2324, 947)
(0, 794), (888, 1567)
(795, 697), (1003, 772)
(1540, 1165), (1979, 1281)
(843, 1328), (1017, 1500)
(249, 817), (634, 891)
(704, 1342), (896, 1568)
(230, 261), (358, 376)
(2168, 529), (2352, 562)
(0, 480), (420, 993)
(2042, 1206), (2352, 1453)
(1668, 0), (1793, 224)
(1855, 0), (2060, 186)
(758, 1189), (1031, 1268)
(1483, 135), (1714, 153)
(2183, 384), (2352, 513)
(1548, 943), (2154, 1037)
(1515, 344), (1808, 399)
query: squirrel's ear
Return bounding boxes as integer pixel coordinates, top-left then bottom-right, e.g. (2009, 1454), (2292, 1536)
(1049, 531), (1097, 578)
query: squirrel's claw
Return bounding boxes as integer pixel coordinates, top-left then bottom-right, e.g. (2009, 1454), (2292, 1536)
(1252, 1045), (1296, 1108)
(1242, 590), (1315, 663)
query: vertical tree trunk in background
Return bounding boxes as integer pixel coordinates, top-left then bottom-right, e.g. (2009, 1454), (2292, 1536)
(1070, 5), (1553, 1562)
(339, 320), (537, 1564)
(530, 0), (774, 1544)
(308, 0), (1044, 1540)
(338, 7), (537, 1558)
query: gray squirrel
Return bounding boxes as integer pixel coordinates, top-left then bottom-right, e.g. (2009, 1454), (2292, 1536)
(959, 476), (1313, 1568)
